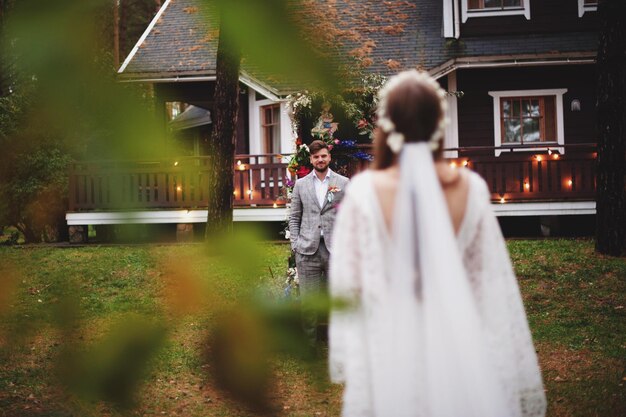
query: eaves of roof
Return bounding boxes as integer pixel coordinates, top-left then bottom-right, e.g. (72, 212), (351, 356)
(429, 50), (597, 79)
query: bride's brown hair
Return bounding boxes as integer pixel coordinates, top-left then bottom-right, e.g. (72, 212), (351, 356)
(372, 74), (445, 170)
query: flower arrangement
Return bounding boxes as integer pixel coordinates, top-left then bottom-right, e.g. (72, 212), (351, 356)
(287, 142), (312, 178)
(342, 73), (387, 139)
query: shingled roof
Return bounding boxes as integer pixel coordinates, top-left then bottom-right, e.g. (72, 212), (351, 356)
(119, 0), (217, 78)
(119, 0), (598, 94)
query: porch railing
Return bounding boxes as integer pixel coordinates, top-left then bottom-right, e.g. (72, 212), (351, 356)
(68, 155), (289, 211)
(450, 143), (596, 202)
(68, 144), (596, 212)
(233, 154), (289, 207)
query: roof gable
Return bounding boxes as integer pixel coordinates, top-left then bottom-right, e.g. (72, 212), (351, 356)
(119, 0), (218, 78)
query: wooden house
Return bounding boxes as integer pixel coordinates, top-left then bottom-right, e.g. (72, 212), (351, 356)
(66, 0), (599, 241)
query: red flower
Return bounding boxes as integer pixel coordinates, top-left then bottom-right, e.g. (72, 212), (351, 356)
(296, 166), (311, 178)
(357, 119), (369, 129)
(295, 137), (303, 145)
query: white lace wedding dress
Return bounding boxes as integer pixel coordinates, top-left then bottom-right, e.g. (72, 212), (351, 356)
(329, 168), (547, 417)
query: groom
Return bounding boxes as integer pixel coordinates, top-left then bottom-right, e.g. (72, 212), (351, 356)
(289, 140), (349, 342)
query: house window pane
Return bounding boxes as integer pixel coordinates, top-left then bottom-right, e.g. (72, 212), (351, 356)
(544, 96), (557, 141)
(503, 0), (522, 7)
(511, 99), (520, 117)
(522, 99), (531, 116)
(502, 100), (511, 118)
(484, 0), (501, 8)
(522, 118), (540, 142)
(530, 99), (540, 117)
(504, 119), (521, 143)
(470, 0), (521, 10)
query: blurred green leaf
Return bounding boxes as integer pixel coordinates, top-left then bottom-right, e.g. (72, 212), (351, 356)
(61, 315), (167, 409)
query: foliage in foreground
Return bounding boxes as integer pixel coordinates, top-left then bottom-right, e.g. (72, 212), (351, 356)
(0, 239), (624, 417)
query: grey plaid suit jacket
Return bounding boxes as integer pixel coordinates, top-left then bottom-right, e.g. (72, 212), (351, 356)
(289, 170), (349, 255)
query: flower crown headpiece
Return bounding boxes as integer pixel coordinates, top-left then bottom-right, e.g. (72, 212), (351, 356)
(376, 70), (449, 153)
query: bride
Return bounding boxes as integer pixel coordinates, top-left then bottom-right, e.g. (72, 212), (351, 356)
(328, 70), (547, 417)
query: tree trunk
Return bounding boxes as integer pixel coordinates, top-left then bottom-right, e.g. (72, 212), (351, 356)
(205, 13), (241, 238)
(119, 0), (127, 60)
(595, 0), (626, 256)
(113, 0), (120, 69)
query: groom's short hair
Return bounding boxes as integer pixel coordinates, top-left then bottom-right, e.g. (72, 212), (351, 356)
(309, 140), (329, 155)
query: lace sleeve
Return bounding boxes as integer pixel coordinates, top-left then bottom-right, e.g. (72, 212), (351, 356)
(463, 181), (547, 417)
(328, 190), (363, 384)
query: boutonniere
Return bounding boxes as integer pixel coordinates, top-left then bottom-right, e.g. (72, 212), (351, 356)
(327, 185), (341, 203)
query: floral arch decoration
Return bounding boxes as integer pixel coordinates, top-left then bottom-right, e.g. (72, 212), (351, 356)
(285, 73), (387, 179)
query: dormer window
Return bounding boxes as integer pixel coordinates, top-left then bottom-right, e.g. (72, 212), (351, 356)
(461, 0), (530, 22)
(578, 0), (597, 17)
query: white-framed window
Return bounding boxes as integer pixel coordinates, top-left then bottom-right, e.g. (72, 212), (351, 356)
(578, 0), (597, 17)
(488, 89), (567, 156)
(261, 103), (281, 155)
(461, 0), (530, 23)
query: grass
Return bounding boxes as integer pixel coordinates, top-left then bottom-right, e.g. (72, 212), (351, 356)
(0, 239), (624, 416)
(508, 240), (626, 416)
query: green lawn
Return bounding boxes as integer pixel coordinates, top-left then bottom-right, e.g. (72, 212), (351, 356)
(0, 239), (624, 417)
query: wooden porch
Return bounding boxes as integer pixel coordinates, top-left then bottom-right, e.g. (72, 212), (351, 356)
(454, 143), (596, 203)
(67, 154), (291, 211)
(67, 144), (596, 213)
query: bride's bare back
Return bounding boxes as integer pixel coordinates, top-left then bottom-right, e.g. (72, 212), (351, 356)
(371, 162), (469, 235)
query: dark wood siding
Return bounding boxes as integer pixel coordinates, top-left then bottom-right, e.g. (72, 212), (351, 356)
(456, 64), (596, 148)
(460, 0), (598, 36)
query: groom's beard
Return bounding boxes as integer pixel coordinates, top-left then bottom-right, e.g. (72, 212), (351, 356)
(314, 163), (329, 172)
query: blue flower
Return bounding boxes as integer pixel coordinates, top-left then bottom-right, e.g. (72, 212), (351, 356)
(336, 139), (357, 148)
(352, 151), (374, 161)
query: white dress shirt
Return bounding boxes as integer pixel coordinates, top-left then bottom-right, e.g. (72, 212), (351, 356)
(313, 169), (331, 235)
